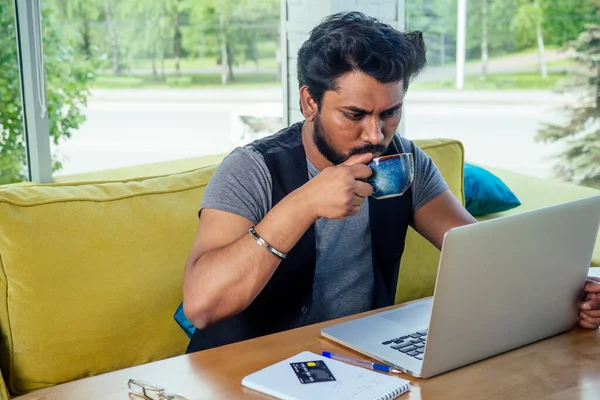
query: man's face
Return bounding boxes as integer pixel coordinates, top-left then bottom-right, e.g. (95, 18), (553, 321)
(312, 71), (404, 165)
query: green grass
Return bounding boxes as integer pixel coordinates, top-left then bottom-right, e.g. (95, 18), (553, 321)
(464, 49), (529, 66)
(460, 47), (557, 66)
(256, 41), (278, 58)
(412, 71), (567, 90)
(130, 56), (278, 71)
(547, 58), (574, 68)
(91, 72), (281, 89)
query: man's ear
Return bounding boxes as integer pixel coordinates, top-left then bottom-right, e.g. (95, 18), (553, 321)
(299, 86), (318, 122)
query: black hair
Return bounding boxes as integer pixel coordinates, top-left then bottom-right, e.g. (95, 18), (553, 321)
(297, 11), (427, 109)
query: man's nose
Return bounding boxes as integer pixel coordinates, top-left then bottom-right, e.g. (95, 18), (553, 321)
(361, 116), (385, 145)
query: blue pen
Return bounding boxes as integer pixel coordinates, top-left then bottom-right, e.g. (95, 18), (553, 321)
(322, 351), (402, 374)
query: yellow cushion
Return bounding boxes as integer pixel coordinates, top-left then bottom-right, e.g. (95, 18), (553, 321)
(395, 139), (465, 304)
(0, 167), (216, 394)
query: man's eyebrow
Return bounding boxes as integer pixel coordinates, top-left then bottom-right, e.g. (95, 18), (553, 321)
(341, 105), (370, 114)
(340, 102), (403, 114)
(382, 102), (403, 113)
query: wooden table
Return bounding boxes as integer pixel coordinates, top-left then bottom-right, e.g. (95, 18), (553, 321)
(15, 297), (600, 400)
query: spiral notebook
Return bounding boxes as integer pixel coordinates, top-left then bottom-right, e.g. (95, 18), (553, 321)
(241, 351), (411, 400)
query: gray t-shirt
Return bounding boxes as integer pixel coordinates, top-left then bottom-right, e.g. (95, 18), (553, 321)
(200, 134), (448, 325)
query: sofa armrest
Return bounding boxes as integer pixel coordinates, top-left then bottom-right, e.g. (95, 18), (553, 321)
(0, 369), (9, 400)
(53, 153), (228, 183)
(476, 167), (600, 267)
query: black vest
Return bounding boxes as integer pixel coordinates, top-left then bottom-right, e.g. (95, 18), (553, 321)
(187, 122), (413, 353)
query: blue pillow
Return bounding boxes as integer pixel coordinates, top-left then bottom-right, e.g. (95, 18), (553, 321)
(174, 302), (196, 339)
(464, 163), (521, 216)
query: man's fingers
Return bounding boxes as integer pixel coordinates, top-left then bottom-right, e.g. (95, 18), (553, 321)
(355, 181), (374, 198)
(580, 306), (600, 317)
(342, 152), (373, 167)
(578, 317), (599, 330)
(579, 312), (600, 329)
(584, 279), (600, 293)
(351, 194), (367, 207)
(580, 311), (600, 324)
(350, 164), (373, 180)
(580, 296), (600, 312)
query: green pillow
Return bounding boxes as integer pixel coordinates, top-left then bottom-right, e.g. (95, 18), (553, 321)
(464, 163), (521, 216)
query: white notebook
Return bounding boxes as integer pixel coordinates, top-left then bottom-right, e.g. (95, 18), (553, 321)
(241, 351), (411, 400)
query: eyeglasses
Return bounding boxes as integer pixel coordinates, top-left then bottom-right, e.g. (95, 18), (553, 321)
(128, 379), (189, 400)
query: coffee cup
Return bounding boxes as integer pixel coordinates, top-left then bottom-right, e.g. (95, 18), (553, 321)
(367, 153), (414, 199)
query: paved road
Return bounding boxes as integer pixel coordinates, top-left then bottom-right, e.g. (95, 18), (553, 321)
(416, 48), (569, 82)
(52, 88), (569, 181)
(404, 101), (565, 178)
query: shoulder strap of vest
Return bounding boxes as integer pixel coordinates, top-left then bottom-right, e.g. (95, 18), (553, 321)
(369, 134), (414, 307)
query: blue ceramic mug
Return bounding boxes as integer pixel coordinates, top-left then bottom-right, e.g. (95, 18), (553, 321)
(367, 153), (414, 199)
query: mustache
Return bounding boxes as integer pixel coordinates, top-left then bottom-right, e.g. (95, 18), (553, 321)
(348, 143), (387, 157)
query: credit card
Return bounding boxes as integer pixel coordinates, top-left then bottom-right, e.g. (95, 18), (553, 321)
(290, 360), (336, 384)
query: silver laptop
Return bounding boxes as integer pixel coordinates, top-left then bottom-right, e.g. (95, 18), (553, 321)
(321, 195), (600, 378)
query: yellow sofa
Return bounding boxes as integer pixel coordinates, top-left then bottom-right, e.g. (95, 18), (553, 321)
(0, 137), (597, 398)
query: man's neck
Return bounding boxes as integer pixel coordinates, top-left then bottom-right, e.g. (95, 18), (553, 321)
(301, 120), (334, 171)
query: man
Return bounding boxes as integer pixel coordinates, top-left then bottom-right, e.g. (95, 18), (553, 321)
(183, 12), (600, 353)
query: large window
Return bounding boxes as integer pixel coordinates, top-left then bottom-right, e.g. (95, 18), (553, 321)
(22, 0), (281, 179)
(5, 0), (599, 189)
(405, 0), (599, 188)
(1, 0), (27, 184)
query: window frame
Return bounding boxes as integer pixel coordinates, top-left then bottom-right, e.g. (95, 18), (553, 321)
(14, 0), (53, 183)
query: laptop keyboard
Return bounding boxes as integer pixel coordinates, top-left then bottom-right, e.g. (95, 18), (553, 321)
(381, 329), (427, 360)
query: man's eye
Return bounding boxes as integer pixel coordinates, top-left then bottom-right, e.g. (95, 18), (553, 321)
(381, 110), (399, 119)
(344, 113), (363, 121)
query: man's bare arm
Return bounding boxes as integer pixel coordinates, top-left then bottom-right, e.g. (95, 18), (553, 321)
(183, 154), (374, 329)
(183, 191), (317, 330)
(412, 189), (476, 250)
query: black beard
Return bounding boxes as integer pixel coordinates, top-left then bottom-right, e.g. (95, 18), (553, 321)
(313, 112), (388, 165)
